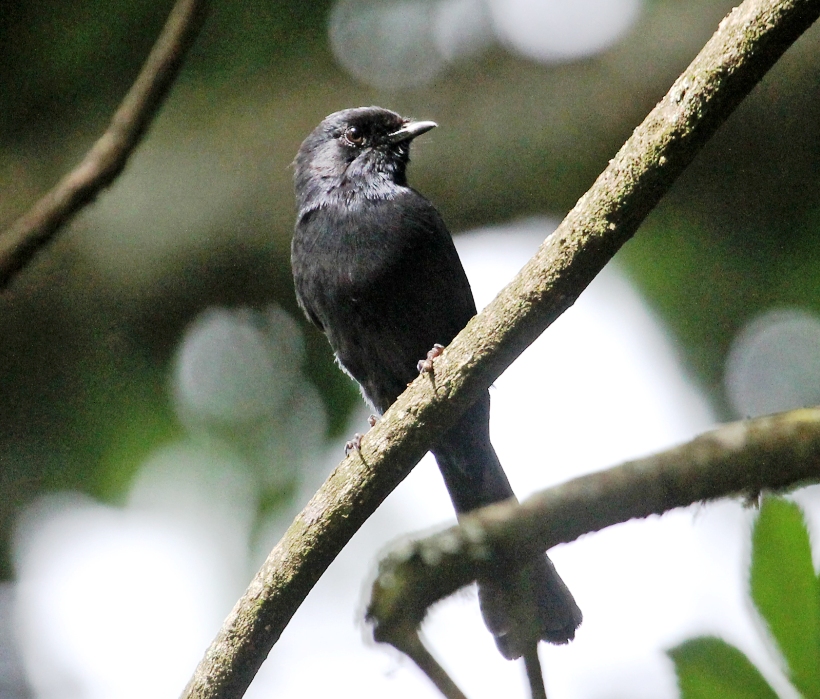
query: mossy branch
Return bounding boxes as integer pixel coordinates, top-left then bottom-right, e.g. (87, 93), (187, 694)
(181, 1), (820, 697)
(367, 407), (820, 642)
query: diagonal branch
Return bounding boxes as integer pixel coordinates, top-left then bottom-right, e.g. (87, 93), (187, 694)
(181, 1), (820, 698)
(0, 0), (209, 289)
(367, 407), (820, 643)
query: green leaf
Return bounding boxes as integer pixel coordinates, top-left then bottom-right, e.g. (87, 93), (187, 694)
(751, 496), (820, 698)
(669, 637), (778, 699)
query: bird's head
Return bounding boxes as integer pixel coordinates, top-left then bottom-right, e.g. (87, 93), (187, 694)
(293, 106), (436, 212)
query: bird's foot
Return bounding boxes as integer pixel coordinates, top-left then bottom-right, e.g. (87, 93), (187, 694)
(345, 416), (379, 456)
(417, 343), (444, 373)
(345, 433), (363, 456)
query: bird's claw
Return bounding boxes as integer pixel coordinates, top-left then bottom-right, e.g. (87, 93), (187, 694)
(345, 433), (363, 456)
(345, 416), (379, 456)
(417, 343), (444, 373)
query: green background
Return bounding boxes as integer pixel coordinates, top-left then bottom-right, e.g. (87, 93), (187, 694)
(2, 0), (820, 579)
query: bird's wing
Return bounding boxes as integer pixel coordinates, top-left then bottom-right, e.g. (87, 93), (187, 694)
(292, 190), (476, 412)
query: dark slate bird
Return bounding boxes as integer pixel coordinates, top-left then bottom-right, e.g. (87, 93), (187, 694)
(291, 106), (581, 658)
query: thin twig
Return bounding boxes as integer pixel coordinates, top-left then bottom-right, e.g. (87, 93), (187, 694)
(0, 0), (209, 289)
(389, 632), (470, 699)
(523, 646), (548, 699)
(367, 408), (820, 640)
(181, 1), (820, 697)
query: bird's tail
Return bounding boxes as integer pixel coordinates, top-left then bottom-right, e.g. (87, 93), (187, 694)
(432, 396), (582, 659)
(477, 551), (582, 659)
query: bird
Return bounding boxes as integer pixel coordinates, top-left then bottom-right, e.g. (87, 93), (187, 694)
(291, 106), (581, 659)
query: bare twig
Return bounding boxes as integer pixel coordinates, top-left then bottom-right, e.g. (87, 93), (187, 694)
(367, 408), (820, 641)
(0, 0), (208, 289)
(181, 1), (820, 698)
(391, 632), (470, 699)
(523, 647), (548, 699)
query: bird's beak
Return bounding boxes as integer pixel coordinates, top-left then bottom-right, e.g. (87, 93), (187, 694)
(387, 120), (437, 144)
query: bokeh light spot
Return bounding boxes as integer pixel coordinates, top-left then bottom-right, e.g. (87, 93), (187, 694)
(486, 0), (643, 63)
(725, 307), (820, 418)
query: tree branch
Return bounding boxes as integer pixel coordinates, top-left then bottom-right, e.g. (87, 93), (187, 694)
(181, 1), (820, 697)
(390, 632), (470, 699)
(367, 407), (820, 644)
(0, 0), (208, 289)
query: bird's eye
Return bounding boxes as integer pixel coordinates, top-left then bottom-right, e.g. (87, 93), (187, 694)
(344, 126), (365, 146)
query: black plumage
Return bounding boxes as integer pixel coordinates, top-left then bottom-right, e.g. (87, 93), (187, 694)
(291, 106), (581, 658)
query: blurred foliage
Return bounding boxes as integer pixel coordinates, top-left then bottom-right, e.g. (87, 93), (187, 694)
(670, 497), (820, 699)
(1, 0), (820, 579)
(751, 497), (820, 698)
(1, 0), (332, 142)
(670, 637), (778, 699)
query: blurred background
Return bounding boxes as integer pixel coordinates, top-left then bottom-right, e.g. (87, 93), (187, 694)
(2, 0), (820, 697)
